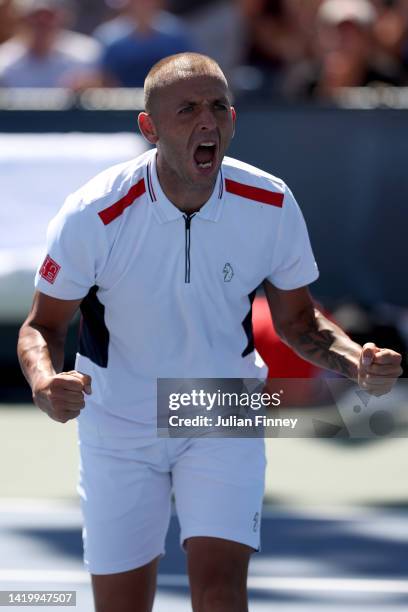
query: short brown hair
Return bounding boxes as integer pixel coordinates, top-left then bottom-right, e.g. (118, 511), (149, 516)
(144, 52), (229, 114)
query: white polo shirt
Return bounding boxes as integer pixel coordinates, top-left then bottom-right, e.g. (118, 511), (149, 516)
(35, 148), (319, 439)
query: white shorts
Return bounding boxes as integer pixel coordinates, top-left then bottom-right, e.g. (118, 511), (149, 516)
(77, 435), (266, 575)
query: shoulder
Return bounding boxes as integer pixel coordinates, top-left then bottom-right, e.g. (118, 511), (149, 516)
(222, 156), (286, 208)
(0, 38), (26, 70)
(93, 16), (133, 45)
(56, 30), (102, 63)
(58, 149), (153, 226)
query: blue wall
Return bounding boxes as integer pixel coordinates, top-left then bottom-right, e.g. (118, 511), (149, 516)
(228, 108), (408, 307)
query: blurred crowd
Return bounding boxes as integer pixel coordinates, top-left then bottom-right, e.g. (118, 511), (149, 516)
(1, 0), (408, 102)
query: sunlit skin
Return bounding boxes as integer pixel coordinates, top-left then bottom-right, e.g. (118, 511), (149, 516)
(138, 74), (236, 213)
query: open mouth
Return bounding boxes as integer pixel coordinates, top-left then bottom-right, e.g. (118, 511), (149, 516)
(193, 142), (217, 170)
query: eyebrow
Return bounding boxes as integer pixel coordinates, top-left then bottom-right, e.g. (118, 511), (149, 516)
(177, 97), (230, 107)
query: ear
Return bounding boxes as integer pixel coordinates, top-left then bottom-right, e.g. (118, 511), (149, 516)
(138, 112), (159, 144)
(231, 106), (236, 138)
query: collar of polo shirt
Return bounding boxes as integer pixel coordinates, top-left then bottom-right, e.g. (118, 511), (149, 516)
(146, 150), (224, 224)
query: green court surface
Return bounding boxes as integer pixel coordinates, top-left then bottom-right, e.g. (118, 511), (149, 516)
(1, 404), (407, 509)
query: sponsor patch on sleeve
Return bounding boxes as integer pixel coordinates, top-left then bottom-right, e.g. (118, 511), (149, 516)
(39, 255), (61, 284)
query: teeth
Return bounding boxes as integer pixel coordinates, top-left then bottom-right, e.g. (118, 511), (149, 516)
(200, 142), (215, 147)
(198, 162), (212, 168)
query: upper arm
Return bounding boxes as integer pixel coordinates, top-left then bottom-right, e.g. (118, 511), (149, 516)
(266, 185), (319, 291)
(23, 291), (82, 338)
(263, 280), (315, 340)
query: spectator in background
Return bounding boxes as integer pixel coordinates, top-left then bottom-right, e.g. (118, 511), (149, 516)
(0, 0), (101, 88)
(0, 0), (18, 44)
(284, 0), (405, 101)
(93, 0), (184, 46)
(396, 0), (408, 68)
(240, 0), (321, 97)
(372, 0), (408, 78)
(98, 0), (195, 87)
(167, 0), (246, 84)
(73, 0), (112, 36)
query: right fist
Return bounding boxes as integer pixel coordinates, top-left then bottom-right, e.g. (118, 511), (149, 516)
(33, 370), (92, 423)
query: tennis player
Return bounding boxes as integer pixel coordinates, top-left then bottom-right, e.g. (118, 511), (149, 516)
(17, 53), (402, 612)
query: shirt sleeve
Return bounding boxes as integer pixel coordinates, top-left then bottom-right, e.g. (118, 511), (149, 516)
(34, 195), (106, 300)
(266, 186), (319, 289)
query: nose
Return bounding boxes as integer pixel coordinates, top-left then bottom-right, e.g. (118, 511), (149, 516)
(198, 105), (217, 131)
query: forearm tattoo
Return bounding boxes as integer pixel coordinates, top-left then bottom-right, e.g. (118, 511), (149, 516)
(296, 326), (355, 378)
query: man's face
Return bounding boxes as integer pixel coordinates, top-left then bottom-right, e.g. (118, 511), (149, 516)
(25, 8), (62, 35)
(142, 74), (235, 190)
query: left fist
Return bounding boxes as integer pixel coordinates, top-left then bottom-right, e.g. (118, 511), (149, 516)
(358, 342), (403, 397)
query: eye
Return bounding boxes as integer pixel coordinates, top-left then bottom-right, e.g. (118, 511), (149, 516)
(178, 105), (194, 114)
(214, 102), (228, 111)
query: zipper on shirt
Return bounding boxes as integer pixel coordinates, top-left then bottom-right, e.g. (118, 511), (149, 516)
(183, 213), (195, 283)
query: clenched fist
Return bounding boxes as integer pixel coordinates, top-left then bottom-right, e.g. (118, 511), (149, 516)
(358, 343), (403, 397)
(33, 370), (92, 423)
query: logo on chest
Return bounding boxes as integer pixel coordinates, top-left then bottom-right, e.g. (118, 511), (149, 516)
(223, 263), (234, 282)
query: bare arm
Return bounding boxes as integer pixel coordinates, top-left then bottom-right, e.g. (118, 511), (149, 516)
(17, 291), (91, 422)
(263, 281), (402, 395)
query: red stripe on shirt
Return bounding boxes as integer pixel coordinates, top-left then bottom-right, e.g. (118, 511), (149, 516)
(225, 178), (284, 207)
(98, 179), (146, 225)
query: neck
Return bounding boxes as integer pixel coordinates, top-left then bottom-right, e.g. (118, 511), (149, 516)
(27, 35), (54, 56)
(128, 11), (156, 35)
(156, 155), (216, 214)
